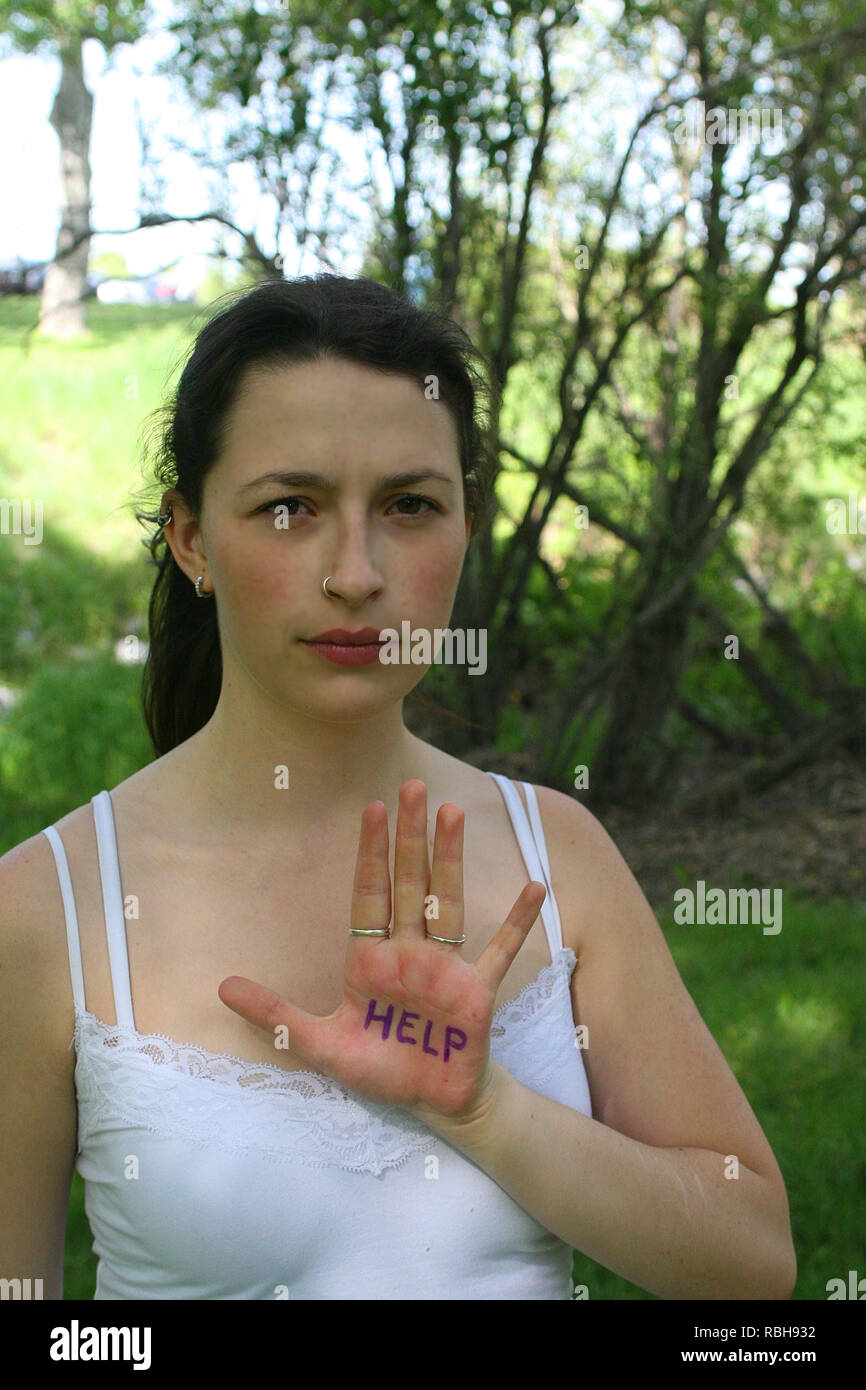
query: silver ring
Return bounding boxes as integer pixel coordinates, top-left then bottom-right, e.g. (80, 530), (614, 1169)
(349, 927), (390, 937)
(426, 932), (466, 945)
(323, 576), (335, 596)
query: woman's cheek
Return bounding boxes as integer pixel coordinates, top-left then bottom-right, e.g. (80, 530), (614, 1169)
(229, 548), (291, 607)
(218, 554), (296, 656)
(408, 542), (466, 616)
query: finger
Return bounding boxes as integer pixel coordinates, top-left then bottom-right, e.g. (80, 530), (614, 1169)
(348, 800), (391, 936)
(425, 803), (465, 947)
(391, 779), (430, 939)
(473, 881), (547, 996)
(218, 975), (332, 1073)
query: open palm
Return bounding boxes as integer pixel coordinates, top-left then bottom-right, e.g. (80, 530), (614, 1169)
(218, 780), (547, 1121)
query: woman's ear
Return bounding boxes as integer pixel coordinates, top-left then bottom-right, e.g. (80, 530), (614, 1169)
(161, 492), (209, 585)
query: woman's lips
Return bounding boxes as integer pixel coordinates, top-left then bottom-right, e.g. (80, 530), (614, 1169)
(300, 639), (385, 666)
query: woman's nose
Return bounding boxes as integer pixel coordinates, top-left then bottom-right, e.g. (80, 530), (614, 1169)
(321, 523), (385, 603)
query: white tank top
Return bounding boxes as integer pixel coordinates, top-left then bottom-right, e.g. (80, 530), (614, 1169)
(42, 771), (592, 1300)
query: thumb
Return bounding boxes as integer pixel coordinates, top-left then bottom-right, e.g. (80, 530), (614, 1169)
(217, 976), (324, 1068)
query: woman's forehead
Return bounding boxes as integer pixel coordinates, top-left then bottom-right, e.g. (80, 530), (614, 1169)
(219, 360), (462, 464)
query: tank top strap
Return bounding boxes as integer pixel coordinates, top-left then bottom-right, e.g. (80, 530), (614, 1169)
(485, 772), (564, 960)
(42, 824), (87, 1016)
(90, 790), (136, 1031)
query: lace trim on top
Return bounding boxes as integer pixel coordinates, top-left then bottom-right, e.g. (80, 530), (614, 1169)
(73, 948), (578, 1176)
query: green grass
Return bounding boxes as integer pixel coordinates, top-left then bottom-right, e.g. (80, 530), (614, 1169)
(1, 296), (863, 1301)
(0, 296), (197, 570)
(64, 1175), (97, 1300)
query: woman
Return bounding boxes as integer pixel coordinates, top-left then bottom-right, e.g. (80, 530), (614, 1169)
(1, 274), (796, 1299)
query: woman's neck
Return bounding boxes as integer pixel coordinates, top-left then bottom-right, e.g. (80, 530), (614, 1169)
(167, 700), (437, 842)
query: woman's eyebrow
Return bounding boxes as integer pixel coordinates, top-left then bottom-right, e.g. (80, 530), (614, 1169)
(238, 469), (456, 494)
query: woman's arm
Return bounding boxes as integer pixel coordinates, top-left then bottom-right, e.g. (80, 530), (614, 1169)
(416, 788), (796, 1300)
(0, 835), (79, 1301)
(419, 1060), (795, 1299)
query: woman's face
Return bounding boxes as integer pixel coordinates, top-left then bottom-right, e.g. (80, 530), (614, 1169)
(184, 356), (472, 722)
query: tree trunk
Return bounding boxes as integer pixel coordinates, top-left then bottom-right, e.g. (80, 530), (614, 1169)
(589, 541), (698, 807)
(40, 38), (93, 339)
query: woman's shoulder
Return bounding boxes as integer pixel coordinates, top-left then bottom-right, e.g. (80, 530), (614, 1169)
(0, 816), (90, 1075)
(12, 763), (158, 887)
(418, 749), (610, 955)
(0, 793), (101, 941)
(451, 762), (645, 961)
(0, 763), (166, 1005)
(427, 745), (608, 851)
(422, 744), (600, 831)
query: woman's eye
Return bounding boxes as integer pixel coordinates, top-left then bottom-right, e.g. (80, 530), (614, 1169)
(259, 494), (440, 519)
(260, 497), (312, 518)
(388, 494), (440, 517)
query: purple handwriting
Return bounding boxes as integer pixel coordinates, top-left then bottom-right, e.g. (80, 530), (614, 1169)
(363, 999), (467, 1062)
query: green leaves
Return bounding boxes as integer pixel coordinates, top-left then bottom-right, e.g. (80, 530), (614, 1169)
(0, 0), (151, 55)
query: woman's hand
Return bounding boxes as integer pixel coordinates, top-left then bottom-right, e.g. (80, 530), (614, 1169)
(218, 779), (546, 1124)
